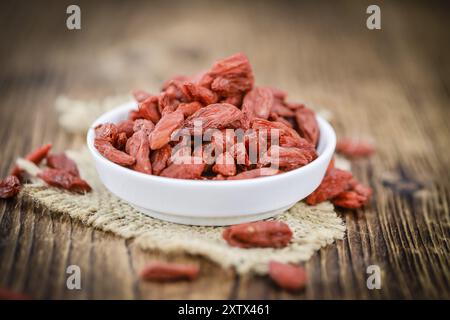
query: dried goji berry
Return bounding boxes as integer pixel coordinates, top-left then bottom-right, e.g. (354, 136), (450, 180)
(210, 129), (237, 154)
(46, 153), (80, 177)
(94, 138), (136, 166)
(176, 101), (203, 117)
(125, 131), (152, 174)
(115, 132), (128, 151)
(227, 167), (279, 180)
(163, 78), (191, 102)
(242, 87), (274, 120)
(336, 138), (375, 158)
(184, 82), (218, 105)
(138, 96), (161, 124)
(208, 53), (254, 96)
(150, 144), (172, 175)
(221, 93), (243, 107)
(116, 119), (135, 138)
(94, 123), (118, 144)
(212, 152), (236, 176)
(268, 261), (307, 292)
(331, 191), (368, 209)
(295, 106), (319, 146)
(11, 143), (52, 177)
(332, 181), (372, 209)
(133, 119), (155, 135)
(353, 182), (373, 198)
(140, 262), (199, 282)
(306, 168), (353, 205)
(149, 110), (184, 150)
(271, 101), (295, 117)
(158, 91), (180, 115)
(0, 175), (21, 199)
(269, 113), (294, 128)
(37, 169), (91, 193)
(222, 220), (292, 248)
(261, 145), (317, 171)
(159, 160), (206, 180)
(251, 119), (306, 149)
(184, 103), (243, 131)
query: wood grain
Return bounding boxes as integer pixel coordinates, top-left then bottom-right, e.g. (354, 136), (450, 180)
(0, 0), (449, 299)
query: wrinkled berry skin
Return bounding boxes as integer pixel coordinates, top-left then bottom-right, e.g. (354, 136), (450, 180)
(37, 169), (91, 194)
(222, 221), (292, 248)
(46, 153), (80, 177)
(306, 169), (353, 205)
(0, 175), (21, 199)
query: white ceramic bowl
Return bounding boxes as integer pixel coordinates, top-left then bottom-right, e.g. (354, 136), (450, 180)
(87, 101), (336, 226)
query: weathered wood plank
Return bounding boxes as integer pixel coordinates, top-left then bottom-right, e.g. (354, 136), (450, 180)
(0, 0), (449, 299)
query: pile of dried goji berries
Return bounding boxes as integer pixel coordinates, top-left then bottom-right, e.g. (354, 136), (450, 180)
(94, 53), (319, 181)
(0, 144), (91, 199)
(93, 52), (374, 210)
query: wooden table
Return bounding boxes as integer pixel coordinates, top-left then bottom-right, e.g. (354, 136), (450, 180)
(0, 0), (449, 299)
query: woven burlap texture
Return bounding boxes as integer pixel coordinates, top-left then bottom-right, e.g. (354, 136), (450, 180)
(21, 148), (346, 275)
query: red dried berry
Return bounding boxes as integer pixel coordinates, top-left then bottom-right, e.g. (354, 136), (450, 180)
(115, 132), (128, 151)
(251, 119), (306, 149)
(271, 100), (295, 117)
(94, 138), (136, 166)
(332, 181), (372, 209)
(269, 261), (307, 292)
(336, 138), (375, 158)
(0, 175), (21, 199)
(306, 168), (353, 205)
(176, 101), (203, 117)
(261, 145), (317, 171)
(133, 119), (155, 134)
(221, 93), (243, 107)
(140, 262), (199, 282)
(94, 123), (118, 144)
(242, 87), (274, 120)
(222, 220), (292, 248)
(227, 167), (279, 180)
(150, 144), (172, 175)
(212, 152), (236, 176)
(184, 82), (218, 105)
(159, 160), (206, 180)
(138, 96), (161, 124)
(149, 110), (184, 150)
(46, 153), (80, 177)
(295, 106), (319, 146)
(125, 131), (152, 174)
(208, 53), (254, 96)
(11, 143), (52, 177)
(37, 169), (91, 193)
(185, 103), (243, 131)
(116, 119), (135, 138)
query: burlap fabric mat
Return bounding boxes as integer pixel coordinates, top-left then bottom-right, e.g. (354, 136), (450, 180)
(20, 97), (347, 275)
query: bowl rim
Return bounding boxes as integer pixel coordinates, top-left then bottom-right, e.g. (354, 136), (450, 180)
(86, 101), (336, 187)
